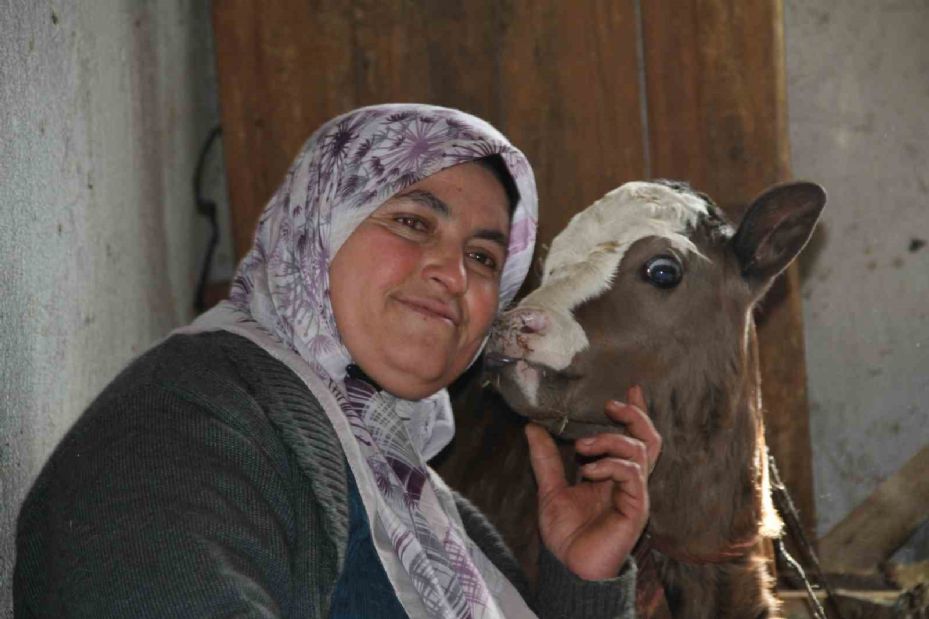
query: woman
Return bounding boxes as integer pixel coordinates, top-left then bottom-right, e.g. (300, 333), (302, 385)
(15, 104), (660, 617)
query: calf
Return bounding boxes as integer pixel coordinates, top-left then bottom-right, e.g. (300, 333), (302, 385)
(441, 180), (826, 618)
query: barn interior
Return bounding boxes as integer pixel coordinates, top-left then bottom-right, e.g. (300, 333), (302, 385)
(1, 2), (927, 617)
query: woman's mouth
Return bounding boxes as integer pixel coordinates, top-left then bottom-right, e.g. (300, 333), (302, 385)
(396, 297), (460, 326)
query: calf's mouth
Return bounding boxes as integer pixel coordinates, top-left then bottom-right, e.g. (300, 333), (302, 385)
(482, 352), (626, 440)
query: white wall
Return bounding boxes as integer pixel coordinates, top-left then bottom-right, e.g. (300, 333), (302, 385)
(0, 1), (225, 612)
(785, 0), (929, 558)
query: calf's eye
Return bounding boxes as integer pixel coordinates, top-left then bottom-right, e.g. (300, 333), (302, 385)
(643, 255), (683, 289)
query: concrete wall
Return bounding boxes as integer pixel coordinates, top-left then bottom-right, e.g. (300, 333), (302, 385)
(0, 1), (225, 612)
(785, 0), (929, 557)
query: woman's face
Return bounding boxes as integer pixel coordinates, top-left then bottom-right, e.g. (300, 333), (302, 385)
(329, 162), (511, 400)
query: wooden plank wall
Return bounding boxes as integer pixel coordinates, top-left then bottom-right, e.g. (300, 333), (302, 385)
(213, 0), (816, 538)
(213, 0), (646, 255)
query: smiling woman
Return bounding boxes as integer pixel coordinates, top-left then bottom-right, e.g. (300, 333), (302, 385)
(14, 104), (658, 619)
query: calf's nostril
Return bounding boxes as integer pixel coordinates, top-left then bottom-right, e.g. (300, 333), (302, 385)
(515, 309), (548, 335)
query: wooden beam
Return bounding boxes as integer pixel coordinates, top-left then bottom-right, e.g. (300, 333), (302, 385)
(641, 0), (817, 540)
(820, 445), (929, 573)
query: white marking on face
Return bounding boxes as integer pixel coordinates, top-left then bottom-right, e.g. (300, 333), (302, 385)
(510, 182), (708, 373)
(515, 360), (540, 406)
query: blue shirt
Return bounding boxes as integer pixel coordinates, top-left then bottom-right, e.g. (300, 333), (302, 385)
(328, 472), (408, 618)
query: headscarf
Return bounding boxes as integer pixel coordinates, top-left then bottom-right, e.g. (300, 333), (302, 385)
(177, 104), (538, 618)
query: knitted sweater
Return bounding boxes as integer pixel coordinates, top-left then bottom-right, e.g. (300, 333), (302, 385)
(14, 331), (636, 618)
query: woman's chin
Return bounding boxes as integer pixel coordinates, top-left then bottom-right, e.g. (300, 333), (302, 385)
(380, 375), (445, 401)
(373, 356), (456, 400)
(354, 326), (481, 399)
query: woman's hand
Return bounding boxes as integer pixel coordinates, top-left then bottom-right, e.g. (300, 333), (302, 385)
(526, 385), (661, 581)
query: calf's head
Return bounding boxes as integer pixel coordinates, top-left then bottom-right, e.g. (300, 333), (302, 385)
(486, 180), (826, 441)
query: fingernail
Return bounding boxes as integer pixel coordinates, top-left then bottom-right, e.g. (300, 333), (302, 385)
(578, 438), (595, 447)
(608, 400), (625, 409)
(584, 461), (600, 472)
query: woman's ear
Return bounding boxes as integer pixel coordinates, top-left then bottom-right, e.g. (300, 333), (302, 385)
(731, 181), (827, 297)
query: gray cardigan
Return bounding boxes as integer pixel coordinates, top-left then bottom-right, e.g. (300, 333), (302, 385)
(15, 331), (636, 617)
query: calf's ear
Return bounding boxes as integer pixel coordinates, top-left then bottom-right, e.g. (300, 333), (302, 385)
(731, 181), (826, 295)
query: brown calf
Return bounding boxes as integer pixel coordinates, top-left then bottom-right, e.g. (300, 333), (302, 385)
(439, 180), (826, 618)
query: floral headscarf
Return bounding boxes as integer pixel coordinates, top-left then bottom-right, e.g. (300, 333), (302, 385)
(181, 104), (538, 618)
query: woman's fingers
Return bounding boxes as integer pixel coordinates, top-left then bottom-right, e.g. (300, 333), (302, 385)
(599, 385), (662, 473)
(575, 433), (648, 473)
(580, 457), (648, 511)
(525, 423), (568, 501)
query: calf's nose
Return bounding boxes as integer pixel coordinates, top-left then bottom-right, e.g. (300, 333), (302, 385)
(486, 307), (551, 361)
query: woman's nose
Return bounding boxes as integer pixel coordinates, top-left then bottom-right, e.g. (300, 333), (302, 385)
(423, 244), (467, 295)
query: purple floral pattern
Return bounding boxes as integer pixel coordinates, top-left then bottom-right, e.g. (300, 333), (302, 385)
(218, 104), (538, 618)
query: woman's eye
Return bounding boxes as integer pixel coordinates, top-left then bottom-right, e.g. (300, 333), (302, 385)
(467, 251), (498, 271)
(394, 215), (428, 232)
(642, 255), (683, 289)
